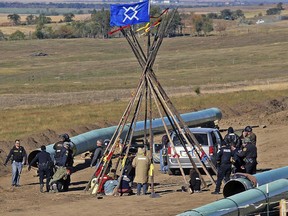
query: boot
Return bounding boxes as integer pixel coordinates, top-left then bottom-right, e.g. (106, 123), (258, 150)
(40, 184), (44, 193)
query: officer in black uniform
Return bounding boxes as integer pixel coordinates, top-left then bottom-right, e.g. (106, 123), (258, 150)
(224, 127), (241, 149)
(212, 140), (232, 194)
(4, 140), (27, 187)
(28, 145), (53, 192)
(237, 137), (257, 174)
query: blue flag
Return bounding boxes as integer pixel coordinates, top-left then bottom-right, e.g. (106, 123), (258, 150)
(110, 0), (150, 27)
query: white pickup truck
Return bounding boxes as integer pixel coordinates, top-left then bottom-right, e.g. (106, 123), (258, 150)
(166, 127), (223, 175)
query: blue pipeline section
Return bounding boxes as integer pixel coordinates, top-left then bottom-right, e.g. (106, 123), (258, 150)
(28, 107), (222, 165)
(178, 178), (288, 216)
(223, 166), (288, 197)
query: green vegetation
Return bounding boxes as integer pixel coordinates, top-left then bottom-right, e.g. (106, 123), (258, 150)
(1, 88), (288, 141)
(1, 4), (288, 141)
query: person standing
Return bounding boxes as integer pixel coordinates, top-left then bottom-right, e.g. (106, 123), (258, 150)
(224, 127), (241, 148)
(90, 140), (104, 167)
(243, 126), (257, 145)
(28, 145), (53, 192)
(237, 138), (257, 174)
(132, 148), (151, 195)
(160, 135), (168, 174)
(4, 140), (27, 187)
(212, 140), (232, 194)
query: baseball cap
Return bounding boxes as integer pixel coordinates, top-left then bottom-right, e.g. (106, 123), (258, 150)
(244, 126), (252, 132)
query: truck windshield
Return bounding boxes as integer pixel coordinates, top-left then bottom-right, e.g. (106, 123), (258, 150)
(172, 133), (208, 147)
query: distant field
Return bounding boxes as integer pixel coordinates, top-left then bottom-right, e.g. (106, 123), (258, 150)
(1, 5), (288, 140)
(1, 21), (288, 94)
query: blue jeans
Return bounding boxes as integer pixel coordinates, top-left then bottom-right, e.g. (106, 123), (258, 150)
(12, 161), (23, 186)
(137, 183), (148, 195)
(159, 149), (168, 172)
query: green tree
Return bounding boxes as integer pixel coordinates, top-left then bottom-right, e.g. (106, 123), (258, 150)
(150, 6), (161, 17)
(266, 8), (281, 15)
(207, 13), (219, 19)
(192, 15), (213, 36)
(63, 13), (75, 22)
(202, 16), (213, 36)
(9, 30), (25, 40)
(91, 8), (110, 38)
(220, 9), (233, 20)
(167, 10), (183, 36)
(26, 14), (36, 25)
(54, 24), (75, 38)
(233, 9), (245, 19)
(277, 2), (284, 10)
(7, 13), (21, 25)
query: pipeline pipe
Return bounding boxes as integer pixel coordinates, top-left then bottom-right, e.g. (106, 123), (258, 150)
(28, 107), (222, 166)
(223, 166), (288, 197)
(178, 178), (288, 216)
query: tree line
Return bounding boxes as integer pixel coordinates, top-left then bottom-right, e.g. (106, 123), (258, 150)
(1, 4), (285, 41)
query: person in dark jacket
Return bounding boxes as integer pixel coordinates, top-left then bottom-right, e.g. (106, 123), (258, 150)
(237, 137), (257, 174)
(28, 145), (53, 192)
(224, 127), (241, 149)
(189, 168), (201, 193)
(90, 140), (104, 167)
(212, 140), (232, 194)
(55, 143), (69, 167)
(4, 140), (27, 187)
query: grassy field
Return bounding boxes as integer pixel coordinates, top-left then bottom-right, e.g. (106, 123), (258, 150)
(1, 6), (288, 141)
(1, 24), (288, 94)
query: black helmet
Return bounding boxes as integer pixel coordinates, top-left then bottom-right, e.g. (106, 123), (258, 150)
(227, 127), (234, 133)
(244, 126), (252, 132)
(60, 133), (70, 141)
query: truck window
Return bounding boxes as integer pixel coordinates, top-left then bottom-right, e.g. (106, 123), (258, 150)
(212, 130), (223, 146)
(172, 133), (208, 146)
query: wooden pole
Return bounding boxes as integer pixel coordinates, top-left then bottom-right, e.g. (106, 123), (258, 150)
(148, 79), (191, 191)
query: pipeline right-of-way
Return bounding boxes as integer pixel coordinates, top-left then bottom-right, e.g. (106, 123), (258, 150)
(28, 107), (222, 166)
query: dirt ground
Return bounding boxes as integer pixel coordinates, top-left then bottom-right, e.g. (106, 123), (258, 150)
(1, 83), (288, 216)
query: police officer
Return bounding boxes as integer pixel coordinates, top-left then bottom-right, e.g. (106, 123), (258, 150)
(4, 140), (27, 187)
(243, 126), (257, 145)
(212, 140), (232, 194)
(224, 127), (241, 148)
(28, 145), (53, 192)
(54, 134), (73, 167)
(237, 137), (257, 174)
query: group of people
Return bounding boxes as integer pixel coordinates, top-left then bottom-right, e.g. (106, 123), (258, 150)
(90, 139), (152, 196)
(212, 125), (257, 194)
(3, 134), (74, 193)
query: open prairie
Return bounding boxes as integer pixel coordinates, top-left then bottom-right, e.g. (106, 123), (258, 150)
(1, 6), (288, 216)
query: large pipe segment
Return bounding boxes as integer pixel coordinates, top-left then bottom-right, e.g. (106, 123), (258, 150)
(223, 166), (288, 197)
(178, 178), (288, 216)
(28, 107), (222, 167)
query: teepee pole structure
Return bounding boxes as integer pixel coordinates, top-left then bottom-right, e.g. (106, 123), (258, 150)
(86, 8), (218, 197)
(121, 11), (217, 185)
